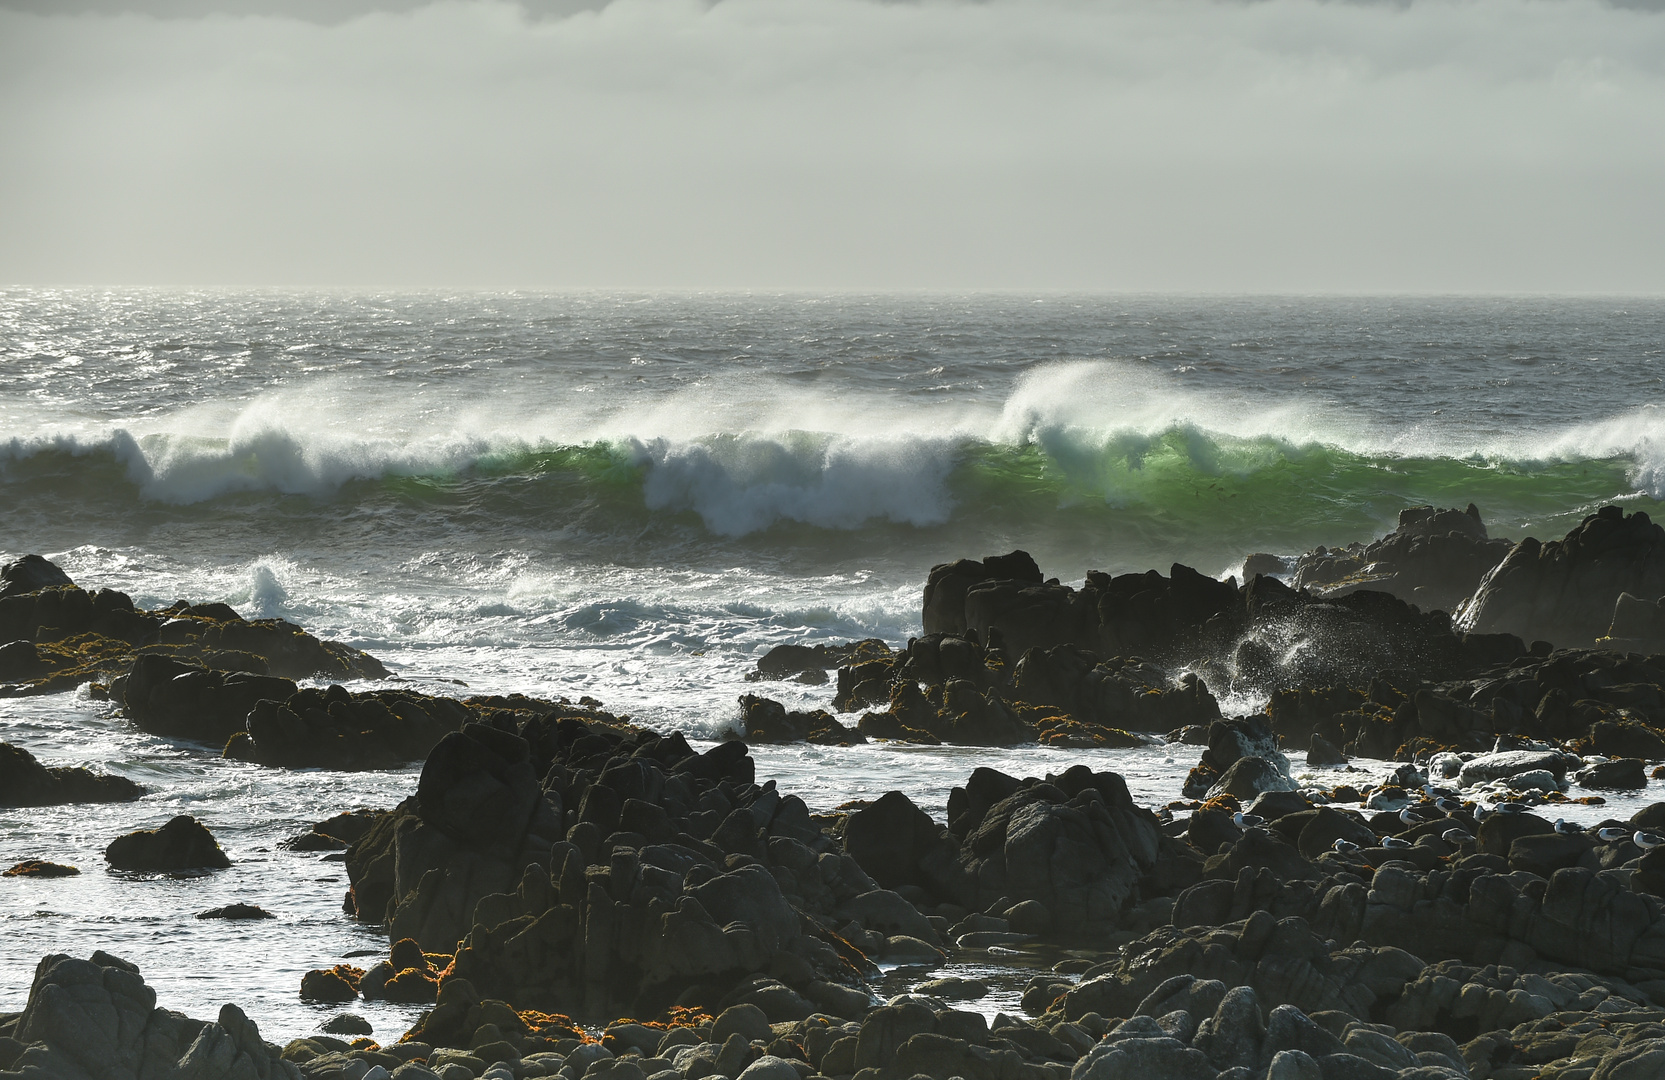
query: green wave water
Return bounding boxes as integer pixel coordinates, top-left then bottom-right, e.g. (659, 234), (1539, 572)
(3, 424), (1650, 578)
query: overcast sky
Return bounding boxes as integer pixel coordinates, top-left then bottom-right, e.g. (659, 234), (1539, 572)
(2, 0), (1663, 292)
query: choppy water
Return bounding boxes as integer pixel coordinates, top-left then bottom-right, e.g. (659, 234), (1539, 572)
(2, 290), (1663, 1041)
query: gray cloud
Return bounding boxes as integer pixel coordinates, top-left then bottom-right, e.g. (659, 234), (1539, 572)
(0, 0), (605, 21)
(3, 0), (1662, 20)
(2, 0), (1663, 292)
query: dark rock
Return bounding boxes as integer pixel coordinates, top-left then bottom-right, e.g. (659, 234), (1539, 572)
(922, 551), (1044, 638)
(0, 742), (144, 807)
(843, 791), (953, 894)
(1291, 505), (1510, 614)
(1578, 757), (1647, 790)
(0, 555), (74, 599)
(321, 1013), (373, 1035)
(196, 903), (274, 920)
(3, 860), (79, 877)
(1507, 832), (1593, 877)
(1458, 505), (1665, 649)
(1209, 756), (1297, 800)
(1585, 719), (1665, 761)
(104, 815), (230, 871)
(949, 767), (1161, 930)
(734, 694), (863, 746)
(1307, 735), (1348, 767)
(1295, 807), (1378, 860)
(5, 951), (284, 1078)
(1600, 590), (1665, 653)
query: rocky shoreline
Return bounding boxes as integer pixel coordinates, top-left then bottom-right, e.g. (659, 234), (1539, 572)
(7, 505), (1665, 1079)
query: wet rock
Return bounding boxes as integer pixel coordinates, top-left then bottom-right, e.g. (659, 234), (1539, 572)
(1209, 756), (1298, 800)
(1579, 757), (1647, 790)
(734, 694), (864, 746)
(300, 966), (362, 1003)
(947, 765), (1162, 931)
(1, 950), (294, 1079)
(843, 790), (955, 894)
(1307, 735), (1349, 767)
(115, 654), (300, 744)
(1291, 505), (1511, 614)
(3, 860), (79, 877)
(0, 741), (145, 807)
(1458, 505), (1665, 649)
(0, 554), (74, 600)
(1458, 749), (1576, 786)
(197, 903), (275, 920)
(105, 815), (231, 871)
(1585, 719), (1665, 761)
(228, 685), (475, 769)
(923, 550), (1045, 638)
(320, 1013), (373, 1036)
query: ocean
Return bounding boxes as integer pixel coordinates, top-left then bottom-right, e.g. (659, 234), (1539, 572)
(2, 289), (1662, 1042)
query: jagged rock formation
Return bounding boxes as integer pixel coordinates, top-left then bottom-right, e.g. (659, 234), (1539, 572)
(0, 555), (387, 699)
(1459, 505), (1665, 649)
(0, 951), (296, 1079)
(1290, 504), (1514, 614)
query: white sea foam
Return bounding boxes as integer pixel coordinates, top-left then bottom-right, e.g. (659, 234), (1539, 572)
(3, 359), (1662, 538)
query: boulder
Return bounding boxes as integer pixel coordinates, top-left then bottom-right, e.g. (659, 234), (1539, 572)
(1208, 757), (1298, 800)
(1458, 749), (1576, 785)
(105, 815), (230, 871)
(949, 765), (1161, 931)
(0, 554), (74, 599)
(1, 951), (295, 1079)
(843, 791), (954, 894)
(196, 903), (275, 920)
(1578, 757), (1647, 790)
(734, 694), (863, 746)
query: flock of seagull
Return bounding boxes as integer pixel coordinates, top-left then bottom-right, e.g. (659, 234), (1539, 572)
(1226, 797), (1665, 856)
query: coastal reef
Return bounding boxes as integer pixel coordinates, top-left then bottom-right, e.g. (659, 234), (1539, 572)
(12, 504), (1665, 1080)
(0, 556), (386, 700)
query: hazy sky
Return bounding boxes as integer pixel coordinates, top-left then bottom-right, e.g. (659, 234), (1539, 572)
(2, 0), (1663, 292)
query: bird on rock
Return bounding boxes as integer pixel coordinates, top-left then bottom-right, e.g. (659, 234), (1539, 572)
(1234, 811), (1265, 829)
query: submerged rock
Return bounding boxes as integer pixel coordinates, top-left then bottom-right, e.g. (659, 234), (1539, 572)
(3, 860), (79, 878)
